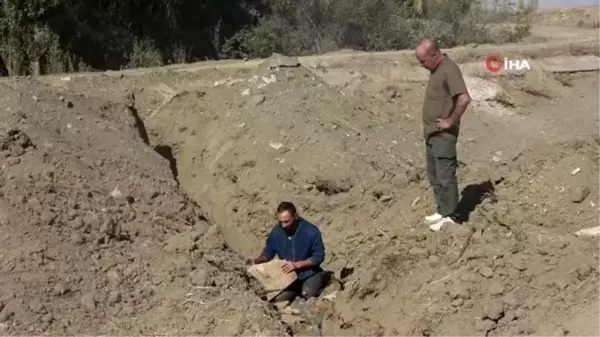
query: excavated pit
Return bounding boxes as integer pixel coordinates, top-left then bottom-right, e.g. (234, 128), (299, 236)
(0, 49), (598, 336)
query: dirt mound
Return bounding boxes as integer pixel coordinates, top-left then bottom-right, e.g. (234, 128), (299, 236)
(0, 79), (287, 335)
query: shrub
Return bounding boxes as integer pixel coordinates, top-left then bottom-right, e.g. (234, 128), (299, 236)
(221, 0), (532, 58)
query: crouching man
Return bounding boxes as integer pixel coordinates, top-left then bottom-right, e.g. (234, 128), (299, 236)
(248, 201), (326, 303)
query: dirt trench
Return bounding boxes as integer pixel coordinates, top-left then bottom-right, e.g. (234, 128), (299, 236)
(0, 78), (296, 336)
(121, 92), (317, 335)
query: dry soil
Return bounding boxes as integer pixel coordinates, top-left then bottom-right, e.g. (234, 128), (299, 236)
(0, 8), (598, 337)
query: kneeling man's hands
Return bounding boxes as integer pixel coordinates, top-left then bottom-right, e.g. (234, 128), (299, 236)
(281, 261), (298, 273)
(435, 118), (453, 130)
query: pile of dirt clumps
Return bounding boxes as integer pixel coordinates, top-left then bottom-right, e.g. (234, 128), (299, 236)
(0, 80), (288, 335)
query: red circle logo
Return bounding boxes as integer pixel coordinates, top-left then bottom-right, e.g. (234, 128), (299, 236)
(485, 55), (503, 72)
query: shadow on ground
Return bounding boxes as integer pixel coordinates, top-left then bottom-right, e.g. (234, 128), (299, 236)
(456, 179), (499, 222)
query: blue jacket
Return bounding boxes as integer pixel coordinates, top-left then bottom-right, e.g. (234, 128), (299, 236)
(262, 218), (325, 280)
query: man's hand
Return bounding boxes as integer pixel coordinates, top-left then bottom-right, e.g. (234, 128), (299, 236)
(250, 254), (270, 266)
(281, 261), (298, 274)
(435, 118), (454, 130)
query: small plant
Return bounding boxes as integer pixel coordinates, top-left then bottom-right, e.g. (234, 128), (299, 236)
(126, 38), (163, 69)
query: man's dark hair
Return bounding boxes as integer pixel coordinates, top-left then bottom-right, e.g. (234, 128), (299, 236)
(277, 201), (297, 215)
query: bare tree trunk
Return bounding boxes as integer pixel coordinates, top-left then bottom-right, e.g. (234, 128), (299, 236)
(31, 61), (40, 76)
(2, 40), (25, 76)
(32, 25), (43, 76)
(531, 0), (539, 11)
(414, 0), (422, 15)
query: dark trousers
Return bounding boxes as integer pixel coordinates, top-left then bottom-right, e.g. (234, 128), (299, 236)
(425, 134), (459, 218)
(272, 271), (324, 303)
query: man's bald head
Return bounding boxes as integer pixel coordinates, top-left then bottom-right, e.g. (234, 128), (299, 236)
(416, 39), (439, 55)
(415, 38), (443, 71)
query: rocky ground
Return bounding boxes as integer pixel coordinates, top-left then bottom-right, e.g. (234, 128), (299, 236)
(0, 8), (598, 337)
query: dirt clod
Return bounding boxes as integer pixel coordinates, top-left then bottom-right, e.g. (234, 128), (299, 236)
(548, 326), (569, 336)
(448, 284), (471, 300)
(479, 266), (494, 278)
(81, 293), (97, 311)
(107, 291), (122, 305)
(408, 247), (429, 258)
(475, 319), (497, 334)
(71, 232), (85, 245)
(576, 263), (593, 280)
(514, 308), (525, 319)
(502, 293), (517, 307)
(53, 283), (70, 296)
(484, 301), (505, 321)
(489, 281), (505, 296)
(511, 254), (528, 271)
(569, 185), (590, 203)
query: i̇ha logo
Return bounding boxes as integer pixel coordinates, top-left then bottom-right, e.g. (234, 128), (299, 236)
(485, 55), (531, 73)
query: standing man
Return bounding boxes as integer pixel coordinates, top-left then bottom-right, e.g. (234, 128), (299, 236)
(248, 201), (325, 303)
(415, 38), (471, 231)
